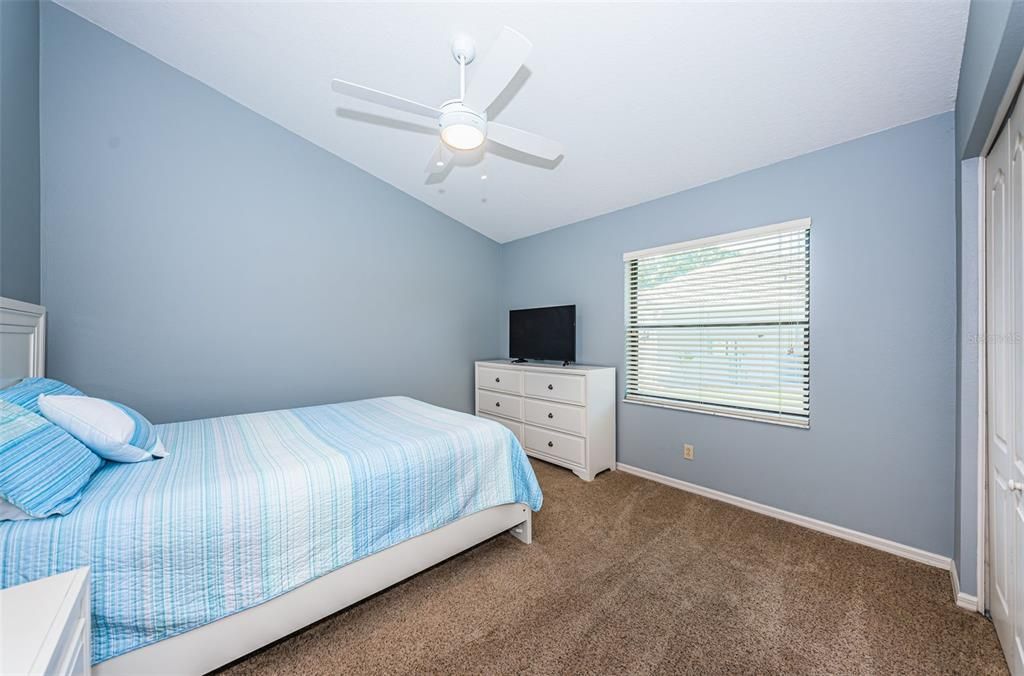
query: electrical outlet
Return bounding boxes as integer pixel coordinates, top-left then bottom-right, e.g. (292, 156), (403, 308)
(683, 443), (694, 460)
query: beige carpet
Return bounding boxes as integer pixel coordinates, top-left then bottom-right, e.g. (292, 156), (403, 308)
(219, 460), (1006, 675)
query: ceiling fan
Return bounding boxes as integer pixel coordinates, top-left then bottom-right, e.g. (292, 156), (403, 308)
(331, 27), (563, 176)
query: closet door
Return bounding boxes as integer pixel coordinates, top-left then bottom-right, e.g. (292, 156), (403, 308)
(988, 99), (1024, 675)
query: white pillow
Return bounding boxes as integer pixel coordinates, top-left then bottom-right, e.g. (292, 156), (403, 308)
(0, 498), (33, 521)
(38, 394), (167, 463)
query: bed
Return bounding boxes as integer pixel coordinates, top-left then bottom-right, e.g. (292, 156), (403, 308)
(0, 297), (542, 675)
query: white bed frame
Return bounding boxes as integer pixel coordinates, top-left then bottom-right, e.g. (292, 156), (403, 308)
(0, 296), (533, 675)
(0, 297), (46, 388)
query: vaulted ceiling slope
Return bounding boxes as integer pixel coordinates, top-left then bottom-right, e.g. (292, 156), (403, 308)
(56, 1), (968, 243)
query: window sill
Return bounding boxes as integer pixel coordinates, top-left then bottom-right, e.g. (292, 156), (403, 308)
(622, 396), (810, 429)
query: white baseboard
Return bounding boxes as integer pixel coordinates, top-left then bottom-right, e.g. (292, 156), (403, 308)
(950, 560), (981, 612)
(615, 463), (952, 570)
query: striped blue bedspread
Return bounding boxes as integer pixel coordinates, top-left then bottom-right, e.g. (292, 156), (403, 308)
(0, 396), (542, 664)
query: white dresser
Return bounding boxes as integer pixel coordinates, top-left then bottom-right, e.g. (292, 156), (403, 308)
(475, 360), (616, 481)
(0, 568), (90, 676)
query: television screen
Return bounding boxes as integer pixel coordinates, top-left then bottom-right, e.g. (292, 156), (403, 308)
(509, 305), (576, 363)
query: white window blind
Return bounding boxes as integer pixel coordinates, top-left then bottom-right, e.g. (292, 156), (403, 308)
(624, 218), (810, 427)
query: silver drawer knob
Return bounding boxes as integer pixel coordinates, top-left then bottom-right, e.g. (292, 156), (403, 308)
(547, 441), (554, 448)
(495, 402), (500, 407)
(1011, 480), (1023, 493)
(547, 412), (554, 419)
(547, 384), (554, 390)
(495, 377), (500, 383)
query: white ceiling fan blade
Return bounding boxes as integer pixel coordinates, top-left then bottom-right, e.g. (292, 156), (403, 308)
(487, 123), (563, 161)
(331, 79), (440, 119)
(425, 144), (453, 174)
(462, 27), (532, 113)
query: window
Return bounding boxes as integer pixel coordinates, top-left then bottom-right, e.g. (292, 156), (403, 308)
(624, 219), (810, 427)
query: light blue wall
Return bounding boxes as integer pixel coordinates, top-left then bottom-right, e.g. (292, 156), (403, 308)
(39, 3), (501, 423)
(0, 0), (40, 304)
(25, 0), (973, 568)
(500, 113), (957, 557)
(953, 0), (1024, 597)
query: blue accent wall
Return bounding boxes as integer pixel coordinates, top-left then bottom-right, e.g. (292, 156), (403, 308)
(25, 1), (981, 570)
(953, 0), (1024, 597)
(38, 3), (501, 423)
(0, 0), (41, 304)
(500, 113), (957, 557)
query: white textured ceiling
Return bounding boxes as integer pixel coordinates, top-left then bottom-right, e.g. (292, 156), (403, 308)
(56, 1), (968, 243)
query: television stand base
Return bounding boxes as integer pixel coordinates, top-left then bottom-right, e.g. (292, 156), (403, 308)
(510, 358), (528, 364)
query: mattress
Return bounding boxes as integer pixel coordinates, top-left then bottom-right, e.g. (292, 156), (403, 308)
(0, 396), (543, 664)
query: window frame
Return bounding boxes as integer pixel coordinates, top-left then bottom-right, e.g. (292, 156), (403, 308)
(622, 218), (811, 428)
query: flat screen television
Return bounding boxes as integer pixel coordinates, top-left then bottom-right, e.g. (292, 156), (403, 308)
(509, 305), (576, 364)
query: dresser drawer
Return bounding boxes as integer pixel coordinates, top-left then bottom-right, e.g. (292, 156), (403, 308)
(524, 398), (585, 436)
(477, 366), (522, 394)
(64, 636), (87, 676)
(477, 390), (523, 420)
(479, 413), (524, 445)
(524, 425), (585, 467)
(524, 372), (586, 404)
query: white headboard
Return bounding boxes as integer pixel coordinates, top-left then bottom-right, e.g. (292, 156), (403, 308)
(0, 296), (46, 388)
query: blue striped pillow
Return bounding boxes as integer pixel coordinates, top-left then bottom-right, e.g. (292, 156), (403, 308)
(0, 400), (102, 518)
(0, 377), (84, 414)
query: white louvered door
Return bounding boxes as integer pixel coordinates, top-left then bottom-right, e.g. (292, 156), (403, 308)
(988, 96), (1024, 675)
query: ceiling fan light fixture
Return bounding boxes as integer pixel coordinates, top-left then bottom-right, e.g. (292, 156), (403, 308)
(441, 123), (485, 150)
(439, 105), (486, 151)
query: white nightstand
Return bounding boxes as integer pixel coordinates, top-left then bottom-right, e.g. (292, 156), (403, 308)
(0, 568), (90, 676)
